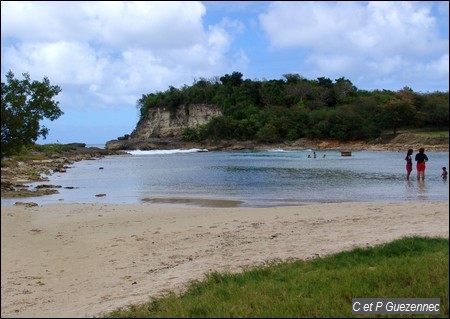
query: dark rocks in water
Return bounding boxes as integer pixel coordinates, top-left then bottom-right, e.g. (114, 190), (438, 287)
(2, 187), (59, 198)
(35, 184), (62, 189)
(14, 202), (39, 207)
(105, 137), (179, 150)
(66, 143), (86, 148)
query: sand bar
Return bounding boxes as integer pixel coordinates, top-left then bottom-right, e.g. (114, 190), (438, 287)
(1, 201), (449, 318)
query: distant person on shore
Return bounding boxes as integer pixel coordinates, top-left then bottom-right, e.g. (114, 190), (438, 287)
(405, 149), (413, 181)
(441, 167), (447, 180)
(415, 147), (428, 181)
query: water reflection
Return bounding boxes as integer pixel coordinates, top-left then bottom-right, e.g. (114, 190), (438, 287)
(417, 180), (427, 200)
(405, 180), (414, 191)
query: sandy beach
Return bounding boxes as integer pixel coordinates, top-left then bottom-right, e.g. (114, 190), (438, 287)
(1, 200), (448, 318)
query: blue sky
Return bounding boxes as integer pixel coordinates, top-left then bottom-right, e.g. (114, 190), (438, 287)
(1, 1), (449, 145)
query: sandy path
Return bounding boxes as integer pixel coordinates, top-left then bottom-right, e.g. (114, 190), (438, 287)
(1, 201), (448, 318)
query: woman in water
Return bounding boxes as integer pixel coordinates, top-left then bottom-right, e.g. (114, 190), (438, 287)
(415, 147), (428, 181)
(405, 149), (413, 181)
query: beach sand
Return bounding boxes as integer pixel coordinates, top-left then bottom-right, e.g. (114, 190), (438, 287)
(1, 201), (448, 318)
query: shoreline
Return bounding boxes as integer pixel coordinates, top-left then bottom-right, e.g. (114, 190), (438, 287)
(1, 200), (448, 318)
(104, 134), (450, 153)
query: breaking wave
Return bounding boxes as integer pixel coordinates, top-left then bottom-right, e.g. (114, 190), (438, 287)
(126, 148), (208, 156)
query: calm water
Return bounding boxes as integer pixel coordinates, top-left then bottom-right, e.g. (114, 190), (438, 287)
(1, 149), (449, 207)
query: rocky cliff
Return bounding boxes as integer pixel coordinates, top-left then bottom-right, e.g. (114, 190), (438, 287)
(134, 104), (221, 138)
(105, 104), (221, 150)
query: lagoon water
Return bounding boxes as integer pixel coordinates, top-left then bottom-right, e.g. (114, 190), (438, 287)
(1, 149), (449, 207)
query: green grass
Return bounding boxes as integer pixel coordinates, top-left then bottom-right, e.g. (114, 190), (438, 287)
(2, 143), (77, 163)
(396, 129), (449, 138)
(412, 131), (449, 138)
(3, 143), (73, 159)
(32, 143), (78, 154)
(102, 236), (449, 318)
(9, 153), (47, 161)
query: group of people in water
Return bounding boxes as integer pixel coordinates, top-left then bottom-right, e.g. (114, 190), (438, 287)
(308, 151), (325, 159)
(405, 147), (447, 181)
(306, 148), (446, 182)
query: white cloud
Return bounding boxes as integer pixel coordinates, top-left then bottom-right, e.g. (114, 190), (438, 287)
(1, 1), (238, 111)
(82, 1), (206, 50)
(1, 1), (89, 42)
(4, 41), (107, 85)
(260, 2), (364, 51)
(1, 1), (207, 49)
(260, 1), (445, 55)
(259, 1), (449, 91)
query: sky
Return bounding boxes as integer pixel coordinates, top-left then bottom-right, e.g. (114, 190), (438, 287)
(1, 1), (449, 145)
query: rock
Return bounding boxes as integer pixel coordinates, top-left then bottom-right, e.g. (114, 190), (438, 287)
(14, 202), (38, 207)
(134, 104), (222, 139)
(35, 184), (62, 189)
(66, 143), (86, 148)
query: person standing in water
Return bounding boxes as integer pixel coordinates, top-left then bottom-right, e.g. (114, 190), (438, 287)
(405, 149), (413, 181)
(415, 147), (428, 181)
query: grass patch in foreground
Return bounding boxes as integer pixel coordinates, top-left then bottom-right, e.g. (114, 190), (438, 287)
(103, 236), (449, 318)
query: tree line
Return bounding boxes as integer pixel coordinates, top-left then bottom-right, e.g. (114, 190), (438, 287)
(1, 70), (448, 159)
(136, 72), (449, 143)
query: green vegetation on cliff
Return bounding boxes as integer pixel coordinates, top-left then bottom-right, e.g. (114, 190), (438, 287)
(136, 72), (449, 143)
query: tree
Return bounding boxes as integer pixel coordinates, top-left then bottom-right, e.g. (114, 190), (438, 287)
(419, 92), (449, 127)
(219, 71), (243, 87)
(1, 70), (63, 158)
(379, 87), (418, 135)
(333, 77), (357, 104)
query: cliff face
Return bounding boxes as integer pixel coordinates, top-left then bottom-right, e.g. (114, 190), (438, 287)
(133, 104), (222, 139)
(105, 104), (222, 150)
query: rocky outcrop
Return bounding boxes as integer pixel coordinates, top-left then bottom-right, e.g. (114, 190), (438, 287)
(133, 104), (221, 138)
(106, 104), (221, 150)
(104, 137), (191, 151)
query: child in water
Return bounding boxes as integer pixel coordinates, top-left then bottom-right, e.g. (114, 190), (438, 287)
(442, 167), (447, 180)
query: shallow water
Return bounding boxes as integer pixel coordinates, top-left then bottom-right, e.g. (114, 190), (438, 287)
(1, 149), (448, 207)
